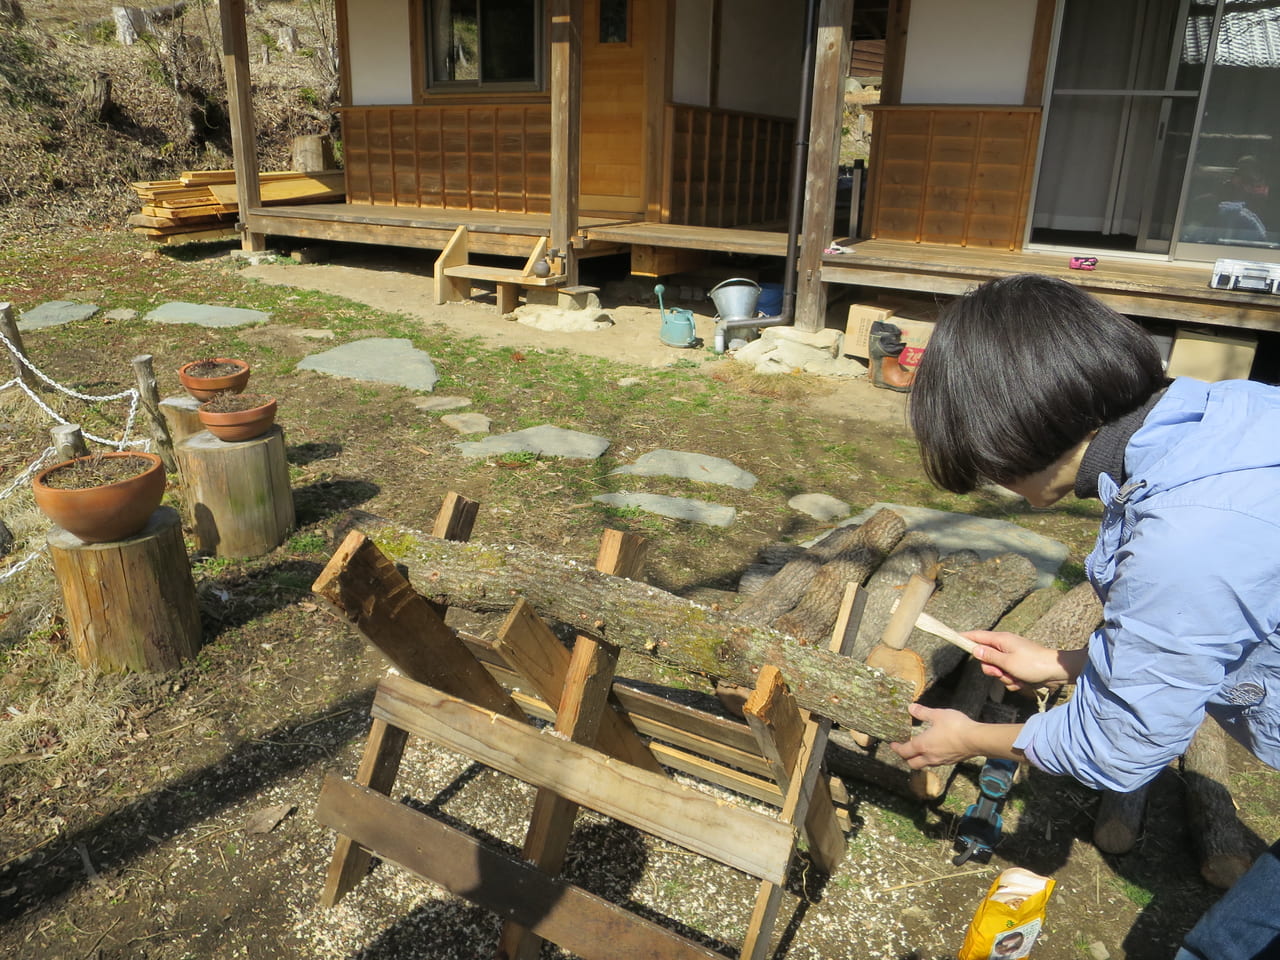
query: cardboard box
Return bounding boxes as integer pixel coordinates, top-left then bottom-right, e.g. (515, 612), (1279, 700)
(845, 303), (936, 363)
(1166, 326), (1257, 382)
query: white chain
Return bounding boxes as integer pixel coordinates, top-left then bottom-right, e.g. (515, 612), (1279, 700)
(0, 323), (153, 581)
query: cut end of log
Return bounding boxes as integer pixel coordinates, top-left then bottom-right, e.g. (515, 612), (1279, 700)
(865, 647), (927, 701)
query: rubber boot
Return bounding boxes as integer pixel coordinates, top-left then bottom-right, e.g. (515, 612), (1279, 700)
(868, 321), (916, 393)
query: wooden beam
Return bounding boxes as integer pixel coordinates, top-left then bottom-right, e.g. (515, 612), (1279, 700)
(1024, 0), (1057, 106)
(345, 514), (917, 741)
(794, 0), (854, 333)
(217, 0), (265, 252)
(312, 530), (527, 722)
(316, 778), (726, 960)
(880, 0), (910, 107)
(549, 0), (583, 283)
(372, 674), (795, 883)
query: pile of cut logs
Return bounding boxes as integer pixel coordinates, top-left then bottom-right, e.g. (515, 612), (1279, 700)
(736, 508), (1255, 890)
(127, 169), (344, 244)
(343, 505), (1257, 891)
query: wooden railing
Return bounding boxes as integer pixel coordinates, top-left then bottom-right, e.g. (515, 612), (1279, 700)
(662, 104), (794, 228)
(339, 102), (552, 213)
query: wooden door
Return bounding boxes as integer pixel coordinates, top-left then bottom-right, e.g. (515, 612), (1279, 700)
(579, 0), (668, 219)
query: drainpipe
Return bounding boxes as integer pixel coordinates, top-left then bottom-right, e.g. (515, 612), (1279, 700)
(713, 0), (819, 352)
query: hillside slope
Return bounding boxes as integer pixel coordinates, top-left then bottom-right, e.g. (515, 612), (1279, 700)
(0, 0), (337, 231)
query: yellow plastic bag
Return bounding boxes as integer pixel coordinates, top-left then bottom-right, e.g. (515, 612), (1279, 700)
(957, 867), (1056, 960)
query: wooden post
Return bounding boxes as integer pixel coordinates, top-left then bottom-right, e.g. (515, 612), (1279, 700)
(497, 529), (655, 960)
(549, 0), (582, 284)
(291, 134), (336, 172)
(218, 0), (266, 252)
(47, 506), (201, 672)
(794, 0), (853, 332)
(159, 395), (204, 445)
(50, 424), (89, 462)
(131, 355), (176, 471)
(0, 302), (34, 389)
(176, 425), (294, 557)
(1093, 784), (1151, 855)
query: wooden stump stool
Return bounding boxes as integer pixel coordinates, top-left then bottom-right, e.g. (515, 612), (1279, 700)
(159, 395), (203, 444)
(177, 425), (294, 558)
(47, 506), (201, 672)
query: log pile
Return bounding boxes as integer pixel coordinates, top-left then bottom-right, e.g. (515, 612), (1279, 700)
(127, 169), (344, 244)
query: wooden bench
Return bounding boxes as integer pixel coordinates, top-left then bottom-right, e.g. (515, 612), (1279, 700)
(434, 225), (565, 314)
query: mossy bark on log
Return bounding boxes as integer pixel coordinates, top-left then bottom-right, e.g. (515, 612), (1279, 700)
(826, 729), (918, 798)
(849, 531), (940, 660)
(993, 587), (1062, 638)
(1182, 718), (1254, 889)
(734, 510), (904, 624)
(346, 516), (916, 741)
(771, 510), (909, 643)
(1026, 581), (1103, 648)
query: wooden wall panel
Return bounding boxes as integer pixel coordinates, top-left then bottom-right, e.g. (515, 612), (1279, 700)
(663, 104), (793, 228)
(864, 105), (1041, 249)
(340, 103), (552, 212)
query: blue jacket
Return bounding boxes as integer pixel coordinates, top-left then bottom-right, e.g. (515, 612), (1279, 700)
(1014, 377), (1280, 791)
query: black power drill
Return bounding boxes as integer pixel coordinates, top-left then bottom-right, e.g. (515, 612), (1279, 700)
(952, 757), (1019, 866)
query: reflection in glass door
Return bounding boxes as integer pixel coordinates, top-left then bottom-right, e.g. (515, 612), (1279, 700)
(1031, 0), (1199, 254)
(1174, 0), (1280, 262)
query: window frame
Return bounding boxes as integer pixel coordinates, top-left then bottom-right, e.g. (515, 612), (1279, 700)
(420, 0), (546, 95)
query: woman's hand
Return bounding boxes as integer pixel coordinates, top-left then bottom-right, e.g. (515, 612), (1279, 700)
(967, 630), (1083, 692)
(889, 704), (1025, 769)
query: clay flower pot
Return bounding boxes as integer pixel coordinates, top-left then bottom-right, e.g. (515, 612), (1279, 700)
(32, 452), (166, 544)
(197, 393), (278, 442)
(178, 358), (251, 402)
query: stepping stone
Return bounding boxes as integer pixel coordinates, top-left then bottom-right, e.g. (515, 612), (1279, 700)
(103, 308), (138, 322)
(411, 395), (471, 412)
(611, 450), (757, 489)
(145, 301), (269, 328)
(457, 425), (610, 460)
(788, 493), (851, 522)
(441, 413), (491, 435)
(18, 301), (99, 330)
(297, 337), (438, 391)
(837, 501), (1068, 589)
(593, 492), (735, 528)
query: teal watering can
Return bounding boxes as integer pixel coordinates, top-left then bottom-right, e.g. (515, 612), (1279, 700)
(655, 284), (700, 348)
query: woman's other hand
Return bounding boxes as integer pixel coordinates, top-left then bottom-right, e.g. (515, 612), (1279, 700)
(967, 630), (1083, 692)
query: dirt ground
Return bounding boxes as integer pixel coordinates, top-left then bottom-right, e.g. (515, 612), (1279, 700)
(1, 233), (1277, 960)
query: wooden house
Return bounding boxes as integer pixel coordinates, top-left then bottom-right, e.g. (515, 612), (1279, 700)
(216, 0), (1280, 371)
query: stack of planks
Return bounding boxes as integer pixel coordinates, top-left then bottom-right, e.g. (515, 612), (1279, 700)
(127, 169), (344, 244)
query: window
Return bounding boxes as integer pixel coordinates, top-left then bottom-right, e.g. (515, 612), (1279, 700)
(426, 0), (542, 90)
(600, 0), (628, 44)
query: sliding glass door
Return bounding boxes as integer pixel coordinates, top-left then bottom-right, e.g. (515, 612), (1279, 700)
(1033, 0), (1280, 263)
(1173, 0), (1280, 262)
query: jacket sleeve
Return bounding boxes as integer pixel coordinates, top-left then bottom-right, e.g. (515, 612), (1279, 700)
(1014, 505), (1270, 792)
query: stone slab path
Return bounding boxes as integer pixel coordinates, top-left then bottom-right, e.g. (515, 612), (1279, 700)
(145, 301), (269, 328)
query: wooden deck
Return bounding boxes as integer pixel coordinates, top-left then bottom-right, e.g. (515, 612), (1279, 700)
(242, 202), (1280, 336)
(821, 238), (1280, 334)
(245, 204), (631, 259)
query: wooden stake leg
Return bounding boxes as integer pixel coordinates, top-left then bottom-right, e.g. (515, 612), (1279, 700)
(321, 719), (410, 907)
(498, 529), (649, 960)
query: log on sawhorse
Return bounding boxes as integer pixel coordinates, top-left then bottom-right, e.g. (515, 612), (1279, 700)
(311, 495), (866, 959)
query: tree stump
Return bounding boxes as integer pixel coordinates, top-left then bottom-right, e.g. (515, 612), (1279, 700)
(160, 395), (203, 444)
(177, 425), (294, 557)
(47, 506), (201, 672)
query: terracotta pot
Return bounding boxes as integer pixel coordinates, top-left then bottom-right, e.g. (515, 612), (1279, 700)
(198, 394), (278, 442)
(32, 452), (166, 544)
(178, 358), (251, 402)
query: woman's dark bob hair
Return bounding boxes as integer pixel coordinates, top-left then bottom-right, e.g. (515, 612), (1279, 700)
(908, 274), (1167, 494)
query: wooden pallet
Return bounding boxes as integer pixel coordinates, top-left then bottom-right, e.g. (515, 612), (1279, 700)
(311, 493), (862, 960)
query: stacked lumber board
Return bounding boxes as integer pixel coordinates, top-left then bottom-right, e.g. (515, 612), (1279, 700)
(128, 169), (345, 244)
